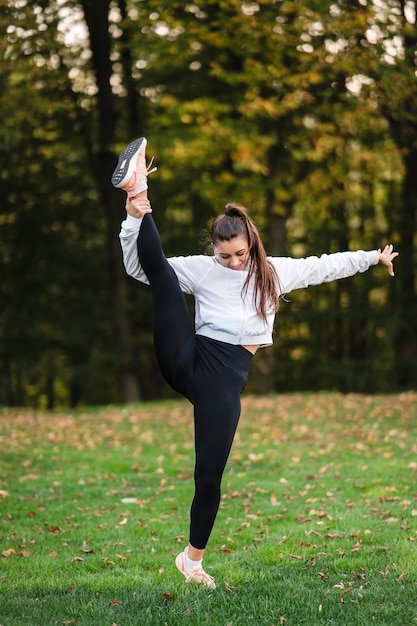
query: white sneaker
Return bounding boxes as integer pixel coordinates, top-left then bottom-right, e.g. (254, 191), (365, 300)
(111, 137), (157, 195)
(175, 547), (216, 589)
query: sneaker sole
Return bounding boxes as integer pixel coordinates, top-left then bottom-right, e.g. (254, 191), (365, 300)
(111, 137), (146, 188)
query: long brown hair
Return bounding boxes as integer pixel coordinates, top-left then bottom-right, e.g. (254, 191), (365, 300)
(209, 203), (281, 323)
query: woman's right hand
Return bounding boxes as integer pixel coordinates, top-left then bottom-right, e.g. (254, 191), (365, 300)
(126, 194), (152, 219)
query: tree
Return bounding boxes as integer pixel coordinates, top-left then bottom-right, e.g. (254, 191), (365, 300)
(0, 0), (413, 407)
(369, 0), (417, 385)
(0, 0), (114, 406)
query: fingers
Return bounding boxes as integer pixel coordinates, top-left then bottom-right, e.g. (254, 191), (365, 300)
(378, 244), (399, 277)
(126, 195), (152, 218)
(379, 244), (398, 259)
(381, 244), (394, 255)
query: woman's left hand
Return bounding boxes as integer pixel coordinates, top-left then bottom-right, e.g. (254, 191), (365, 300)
(378, 244), (399, 277)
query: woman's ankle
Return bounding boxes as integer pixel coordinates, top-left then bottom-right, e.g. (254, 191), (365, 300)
(130, 188), (148, 200)
(187, 544), (205, 562)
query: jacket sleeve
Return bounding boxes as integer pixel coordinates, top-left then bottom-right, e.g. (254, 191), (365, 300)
(119, 214), (205, 295)
(119, 214), (149, 284)
(270, 250), (379, 295)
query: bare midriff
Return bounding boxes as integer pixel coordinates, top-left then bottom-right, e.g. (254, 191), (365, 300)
(242, 344), (260, 355)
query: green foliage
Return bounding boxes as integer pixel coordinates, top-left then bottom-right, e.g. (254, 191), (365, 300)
(0, 0), (415, 407)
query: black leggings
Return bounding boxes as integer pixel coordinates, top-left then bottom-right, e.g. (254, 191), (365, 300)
(138, 215), (253, 549)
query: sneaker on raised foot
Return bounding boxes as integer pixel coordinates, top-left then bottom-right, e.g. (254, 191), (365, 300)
(111, 137), (157, 196)
(175, 547), (216, 589)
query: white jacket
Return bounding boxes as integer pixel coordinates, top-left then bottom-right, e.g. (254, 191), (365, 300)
(120, 214), (379, 347)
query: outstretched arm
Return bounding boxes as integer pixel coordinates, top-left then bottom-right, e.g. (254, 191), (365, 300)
(378, 244), (399, 277)
(271, 245), (399, 295)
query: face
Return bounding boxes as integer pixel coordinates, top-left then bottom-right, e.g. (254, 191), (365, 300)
(213, 235), (250, 271)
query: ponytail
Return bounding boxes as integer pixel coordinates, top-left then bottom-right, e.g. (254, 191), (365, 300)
(210, 203), (281, 323)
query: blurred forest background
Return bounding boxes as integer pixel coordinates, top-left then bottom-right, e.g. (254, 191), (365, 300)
(1, 0), (416, 409)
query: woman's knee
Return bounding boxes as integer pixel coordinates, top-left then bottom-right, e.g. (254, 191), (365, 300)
(194, 461), (225, 494)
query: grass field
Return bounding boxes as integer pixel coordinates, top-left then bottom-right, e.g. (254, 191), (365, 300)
(1, 391), (417, 625)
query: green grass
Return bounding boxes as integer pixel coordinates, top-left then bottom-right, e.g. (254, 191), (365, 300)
(1, 392), (417, 625)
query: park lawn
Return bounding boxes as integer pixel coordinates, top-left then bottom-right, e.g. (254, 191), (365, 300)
(0, 391), (417, 626)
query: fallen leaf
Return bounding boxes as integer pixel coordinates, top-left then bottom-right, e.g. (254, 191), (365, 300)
(220, 545), (234, 553)
(46, 525), (62, 533)
(20, 473), (39, 481)
(1, 548), (16, 557)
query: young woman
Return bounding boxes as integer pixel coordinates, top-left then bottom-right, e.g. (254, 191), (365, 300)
(113, 137), (398, 589)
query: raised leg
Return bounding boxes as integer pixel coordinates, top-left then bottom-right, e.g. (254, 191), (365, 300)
(137, 214), (195, 396)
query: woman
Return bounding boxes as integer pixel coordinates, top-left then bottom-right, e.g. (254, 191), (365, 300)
(113, 137), (398, 589)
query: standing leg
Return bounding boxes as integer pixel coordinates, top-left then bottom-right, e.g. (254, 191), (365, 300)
(190, 373), (243, 549)
(175, 377), (242, 590)
(174, 339), (252, 589)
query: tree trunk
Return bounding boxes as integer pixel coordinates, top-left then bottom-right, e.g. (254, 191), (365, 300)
(394, 150), (417, 386)
(80, 0), (141, 402)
